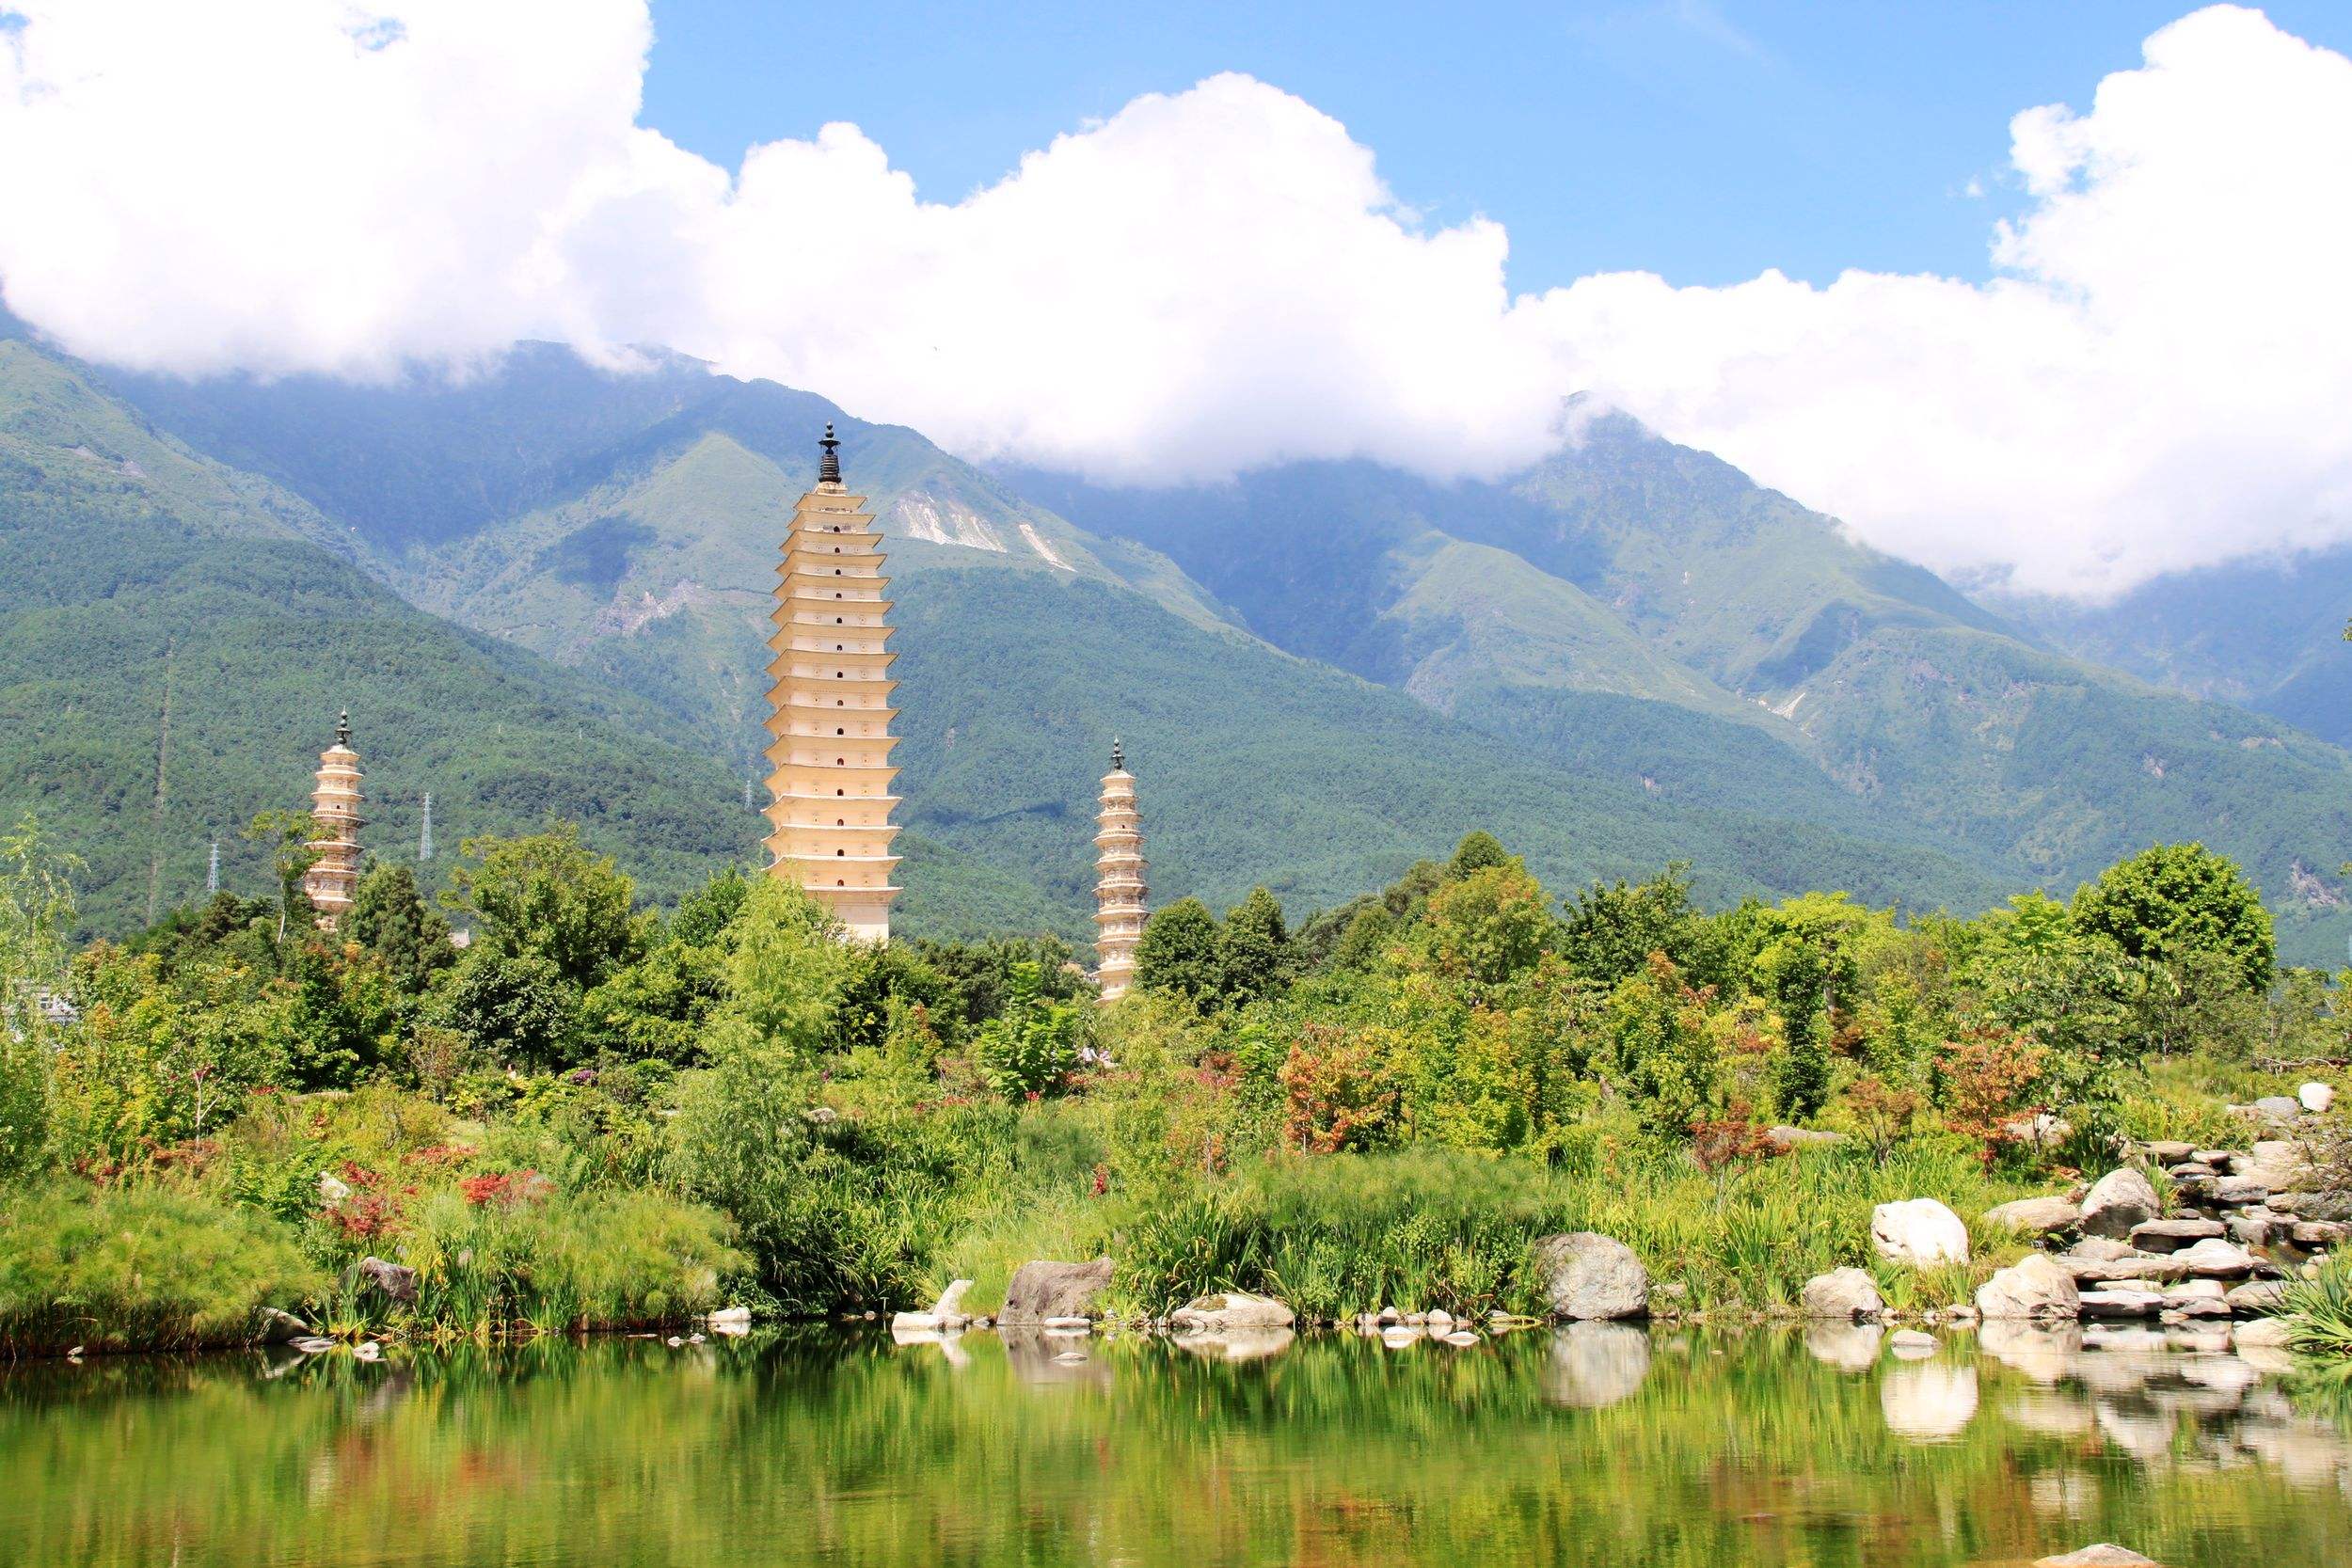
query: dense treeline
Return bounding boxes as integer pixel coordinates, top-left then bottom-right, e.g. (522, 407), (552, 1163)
(0, 808), (2343, 1354)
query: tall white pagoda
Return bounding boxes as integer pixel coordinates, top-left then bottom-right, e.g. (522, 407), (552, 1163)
(1093, 739), (1147, 1000)
(302, 711), (365, 931)
(760, 424), (902, 942)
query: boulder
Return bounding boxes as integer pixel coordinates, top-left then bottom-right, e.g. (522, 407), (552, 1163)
(2174, 1238), (2259, 1278)
(2225, 1211), (2281, 1247)
(317, 1171), (353, 1205)
(2208, 1176), (2269, 1207)
(1799, 1267), (1884, 1322)
(2293, 1220), (2349, 1246)
(1765, 1125), (1847, 1151)
(2243, 1139), (2314, 1190)
(2081, 1168), (2163, 1240)
(342, 1256), (417, 1307)
(2063, 1255), (2189, 1283)
(2077, 1291), (2163, 1318)
(1982, 1196), (2081, 1237)
(2141, 1141), (2195, 1164)
(1976, 1254), (2081, 1321)
(2226, 1280), (2287, 1312)
(2300, 1081), (2336, 1114)
(706, 1306), (753, 1326)
(1532, 1232), (1650, 1321)
(2234, 1318), (2294, 1348)
(2252, 1095), (2303, 1122)
(2126, 1218), (2222, 1253)
(1170, 1290), (1295, 1333)
(890, 1279), (976, 1333)
(2035, 1547), (2158, 1567)
(2069, 1237), (2136, 1262)
(1000, 1259), (1114, 1322)
(1869, 1199), (1970, 1268)
(255, 1307), (314, 1344)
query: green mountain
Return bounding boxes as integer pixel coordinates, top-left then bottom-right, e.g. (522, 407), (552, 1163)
(1006, 418), (2352, 964)
(0, 339), (1055, 942)
(87, 346), (2017, 932)
(1994, 548), (2352, 753)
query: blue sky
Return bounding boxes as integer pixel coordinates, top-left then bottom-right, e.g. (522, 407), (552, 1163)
(642, 1), (2352, 293)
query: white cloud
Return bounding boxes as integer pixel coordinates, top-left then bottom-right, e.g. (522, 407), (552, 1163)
(3, 3), (2350, 596)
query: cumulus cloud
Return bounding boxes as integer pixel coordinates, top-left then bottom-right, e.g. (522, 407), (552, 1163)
(3, 2), (2349, 596)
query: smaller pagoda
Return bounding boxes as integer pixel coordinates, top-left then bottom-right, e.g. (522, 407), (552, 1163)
(303, 711), (365, 932)
(1092, 739), (1147, 1000)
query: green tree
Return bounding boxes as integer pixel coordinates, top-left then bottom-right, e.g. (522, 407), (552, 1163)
(433, 950), (578, 1069)
(1560, 863), (1700, 988)
(713, 878), (849, 1060)
(972, 960), (1082, 1100)
(1425, 863), (1553, 988)
(241, 809), (319, 944)
(1135, 898), (1224, 1008)
(1327, 903), (1396, 972)
(346, 864), (455, 992)
(1219, 886), (1295, 1006)
(0, 816), (80, 1178)
(1605, 954), (1722, 1137)
(1447, 831), (1513, 879)
(2074, 842), (2275, 996)
(445, 825), (644, 991)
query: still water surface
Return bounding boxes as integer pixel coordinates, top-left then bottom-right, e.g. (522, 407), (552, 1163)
(4, 1323), (2349, 1567)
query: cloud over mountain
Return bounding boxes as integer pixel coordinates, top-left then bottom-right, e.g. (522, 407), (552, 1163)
(3, 2), (2347, 596)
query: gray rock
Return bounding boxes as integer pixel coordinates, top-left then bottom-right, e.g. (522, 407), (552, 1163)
(2126, 1217), (2222, 1253)
(2293, 1219), (2349, 1246)
(1533, 1232), (1650, 1320)
(2225, 1211), (2280, 1247)
(1982, 1196), (2081, 1236)
(2062, 1255), (2189, 1283)
(2164, 1163), (2216, 1180)
(1170, 1291), (1295, 1333)
(2174, 1238), (2259, 1277)
(2141, 1141), (2196, 1163)
(2226, 1280), (2287, 1312)
(2081, 1168), (2163, 1240)
(2077, 1291), (2163, 1318)
(1001, 1259), (1114, 1322)
(2069, 1237), (2136, 1262)
(2252, 1095), (2303, 1121)
(255, 1307), (314, 1344)
(342, 1256), (417, 1307)
(1869, 1198), (1970, 1267)
(2208, 1176), (2270, 1207)
(2190, 1148), (2236, 1170)
(1976, 1254), (2080, 1320)
(2035, 1546), (2158, 1567)
(1799, 1267), (1884, 1321)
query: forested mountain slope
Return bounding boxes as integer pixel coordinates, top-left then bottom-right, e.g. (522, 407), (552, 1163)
(82, 342), (2016, 928)
(0, 340), (1064, 940)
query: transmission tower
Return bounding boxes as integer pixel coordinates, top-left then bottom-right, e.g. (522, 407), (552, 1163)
(418, 793), (435, 863)
(206, 837), (219, 895)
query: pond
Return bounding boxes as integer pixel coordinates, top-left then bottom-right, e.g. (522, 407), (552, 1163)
(3, 1322), (2348, 1567)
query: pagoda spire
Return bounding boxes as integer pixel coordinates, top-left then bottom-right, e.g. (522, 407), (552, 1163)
(302, 712), (365, 932)
(1093, 738), (1146, 1000)
(758, 426), (902, 942)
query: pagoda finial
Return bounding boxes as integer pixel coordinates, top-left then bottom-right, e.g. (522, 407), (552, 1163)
(1111, 736), (1124, 772)
(335, 708), (351, 747)
(818, 422), (841, 485)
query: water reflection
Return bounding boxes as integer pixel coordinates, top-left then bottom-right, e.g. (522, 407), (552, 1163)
(3, 1325), (2349, 1567)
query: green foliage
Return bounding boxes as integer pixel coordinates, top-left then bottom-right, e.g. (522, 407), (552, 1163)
(433, 951), (578, 1071)
(1218, 886), (1295, 1006)
(0, 815), (79, 1178)
(2284, 1250), (2352, 1355)
(1134, 897), (1224, 1009)
(972, 962), (1082, 1101)
(1424, 862), (1553, 988)
(1447, 830), (1511, 879)
(446, 825), (643, 991)
(1603, 955), (1722, 1136)
(2074, 842), (2276, 996)
(348, 863), (454, 992)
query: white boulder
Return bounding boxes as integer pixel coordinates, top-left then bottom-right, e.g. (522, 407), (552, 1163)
(1799, 1267), (1884, 1321)
(2300, 1081), (2336, 1114)
(1870, 1199), (1970, 1268)
(1976, 1254), (2081, 1321)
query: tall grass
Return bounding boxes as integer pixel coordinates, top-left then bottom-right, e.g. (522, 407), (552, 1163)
(2284, 1251), (2352, 1355)
(0, 1182), (327, 1354)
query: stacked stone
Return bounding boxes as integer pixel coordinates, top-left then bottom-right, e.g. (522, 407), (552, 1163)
(1091, 739), (1146, 1001)
(761, 424), (901, 942)
(302, 711), (364, 932)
